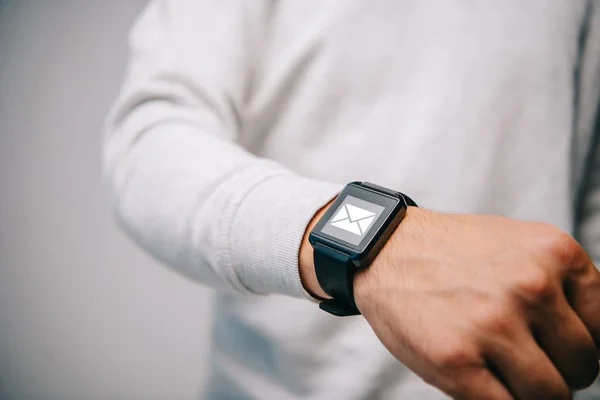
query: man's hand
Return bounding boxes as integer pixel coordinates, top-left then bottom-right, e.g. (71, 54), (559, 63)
(300, 207), (600, 399)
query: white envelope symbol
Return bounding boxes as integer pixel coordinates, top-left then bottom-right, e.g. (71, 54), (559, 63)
(330, 204), (376, 236)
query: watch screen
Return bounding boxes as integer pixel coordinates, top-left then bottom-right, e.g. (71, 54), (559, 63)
(320, 195), (386, 246)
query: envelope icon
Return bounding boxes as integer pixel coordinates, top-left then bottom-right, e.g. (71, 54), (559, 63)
(330, 204), (376, 236)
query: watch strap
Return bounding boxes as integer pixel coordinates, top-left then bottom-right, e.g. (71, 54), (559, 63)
(313, 242), (361, 316)
(361, 182), (418, 207)
(312, 182), (417, 317)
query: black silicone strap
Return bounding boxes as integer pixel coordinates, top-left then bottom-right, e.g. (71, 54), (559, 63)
(362, 183), (418, 207)
(313, 242), (361, 316)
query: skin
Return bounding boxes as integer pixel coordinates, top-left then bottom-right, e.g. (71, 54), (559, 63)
(300, 205), (600, 400)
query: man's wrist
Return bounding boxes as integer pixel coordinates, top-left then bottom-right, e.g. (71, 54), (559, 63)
(299, 200), (422, 305)
(353, 205), (422, 313)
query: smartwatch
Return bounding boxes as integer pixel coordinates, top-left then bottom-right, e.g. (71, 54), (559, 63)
(308, 182), (417, 316)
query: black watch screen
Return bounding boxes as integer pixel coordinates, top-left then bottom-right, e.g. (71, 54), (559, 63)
(310, 183), (403, 256)
(320, 195), (386, 246)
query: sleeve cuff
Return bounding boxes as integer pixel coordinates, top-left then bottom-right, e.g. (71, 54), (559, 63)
(221, 173), (342, 300)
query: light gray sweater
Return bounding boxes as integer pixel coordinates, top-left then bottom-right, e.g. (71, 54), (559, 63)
(104, 1), (600, 398)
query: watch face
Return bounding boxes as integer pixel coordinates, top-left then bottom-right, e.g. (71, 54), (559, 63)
(312, 183), (401, 252)
(320, 195), (386, 246)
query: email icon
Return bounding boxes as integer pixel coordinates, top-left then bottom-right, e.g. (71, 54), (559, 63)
(330, 204), (376, 236)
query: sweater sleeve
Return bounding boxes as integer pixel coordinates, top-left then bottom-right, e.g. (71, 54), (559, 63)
(102, 0), (341, 299)
(577, 4), (600, 271)
(577, 141), (600, 395)
(580, 136), (600, 270)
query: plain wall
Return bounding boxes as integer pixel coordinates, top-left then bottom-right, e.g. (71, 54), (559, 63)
(0, 2), (212, 399)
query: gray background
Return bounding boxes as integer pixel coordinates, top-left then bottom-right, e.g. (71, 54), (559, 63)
(1, 2), (599, 400)
(0, 2), (212, 399)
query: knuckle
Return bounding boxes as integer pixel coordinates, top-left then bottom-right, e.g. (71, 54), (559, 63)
(475, 306), (513, 336)
(434, 345), (476, 371)
(439, 368), (485, 400)
(536, 225), (581, 265)
(427, 343), (487, 399)
(512, 266), (557, 303)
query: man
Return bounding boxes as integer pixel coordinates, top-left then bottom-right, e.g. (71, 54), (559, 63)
(104, 1), (600, 398)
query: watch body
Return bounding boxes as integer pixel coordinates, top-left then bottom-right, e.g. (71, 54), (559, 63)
(308, 182), (416, 316)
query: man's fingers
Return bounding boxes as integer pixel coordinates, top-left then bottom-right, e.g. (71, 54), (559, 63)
(563, 259), (600, 355)
(486, 329), (571, 400)
(450, 367), (514, 400)
(534, 295), (599, 390)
